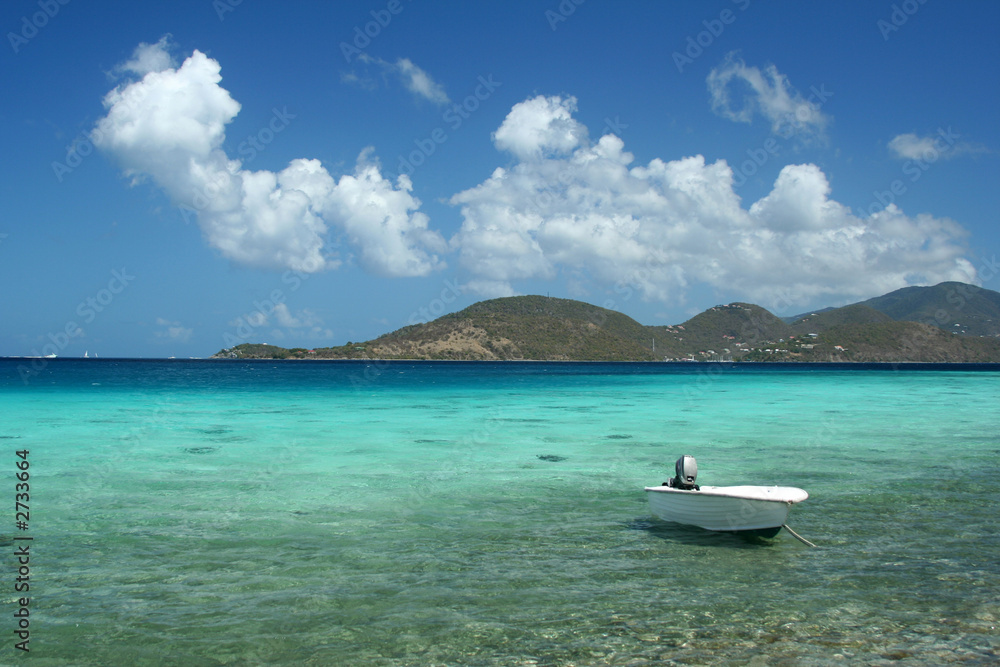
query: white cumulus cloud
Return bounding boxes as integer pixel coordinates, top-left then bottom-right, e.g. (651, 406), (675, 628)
(491, 94), (588, 161)
(708, 52), (830, 142)
(449, 95), (976, 310)
(113, 34), (176, 77)
(93, 39), (446, 277)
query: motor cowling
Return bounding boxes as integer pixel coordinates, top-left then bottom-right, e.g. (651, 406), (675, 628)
(669, 455), (698, 490)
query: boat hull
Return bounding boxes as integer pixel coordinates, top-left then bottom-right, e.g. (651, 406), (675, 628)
(644, 485), (808, 534)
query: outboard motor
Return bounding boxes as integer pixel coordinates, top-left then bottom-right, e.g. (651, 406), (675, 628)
(668, 455), (699, 490)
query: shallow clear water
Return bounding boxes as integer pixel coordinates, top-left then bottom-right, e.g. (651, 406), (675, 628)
(1, 360), (998, 665)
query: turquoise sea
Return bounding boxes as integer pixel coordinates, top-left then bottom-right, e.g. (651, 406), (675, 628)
(1, 359), (998, 665)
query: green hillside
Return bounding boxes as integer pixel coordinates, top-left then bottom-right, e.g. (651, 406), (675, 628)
(373, 296), (661, 360)
(789, 321), (1000, 362)
(789, 304), (894, 334)
(212, 284), (1000, 362)
(859, 282), (1000, 337)
(662, 303), (791, 358)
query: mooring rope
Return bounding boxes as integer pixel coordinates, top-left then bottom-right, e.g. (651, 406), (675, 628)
(782, 524), (817, 547)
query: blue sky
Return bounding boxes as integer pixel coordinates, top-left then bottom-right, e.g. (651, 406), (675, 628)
(2, 0), (998, 358)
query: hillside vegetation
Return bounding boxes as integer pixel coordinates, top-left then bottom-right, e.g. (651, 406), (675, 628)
(858, 281), (1000, 337)
(788, 304), (894, 333)
(212, 282), (1000, 362)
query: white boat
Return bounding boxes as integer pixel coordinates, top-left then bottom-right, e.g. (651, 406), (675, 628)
(645, 455), (808, 538)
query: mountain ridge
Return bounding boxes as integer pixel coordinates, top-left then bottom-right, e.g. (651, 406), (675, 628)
(213, 282), (1000, 362)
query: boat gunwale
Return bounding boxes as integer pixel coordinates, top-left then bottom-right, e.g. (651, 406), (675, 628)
(644, 484), (808, 504)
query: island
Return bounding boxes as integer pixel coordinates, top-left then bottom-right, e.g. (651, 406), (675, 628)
(212, 281), (1000, 362)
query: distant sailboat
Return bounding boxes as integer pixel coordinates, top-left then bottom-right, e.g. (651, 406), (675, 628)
(84, 351), (88, 358)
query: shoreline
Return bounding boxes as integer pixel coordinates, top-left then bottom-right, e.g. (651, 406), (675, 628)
(5, 356), (1000, 368)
